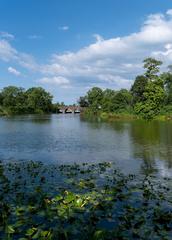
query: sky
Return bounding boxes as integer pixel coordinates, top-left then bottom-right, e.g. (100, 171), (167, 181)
(0, 0), (172, 104)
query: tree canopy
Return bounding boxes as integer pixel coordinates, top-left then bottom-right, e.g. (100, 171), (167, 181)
(0, 86), (53, 114)
(79, 57), (171, 120)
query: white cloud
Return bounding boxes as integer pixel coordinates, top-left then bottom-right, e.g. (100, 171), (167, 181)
(0, 39), (17, 61)
(58, 26), (69, 31)
(0, 31), (14, 40)
(8, 66), (21, 76)
(39, 9), (172, 90)
(17, 53), (39, 71)
(1, 9), (172, 95)
(38, 76), (70, 88)
(167, 9), (172, 16)
(0, 39), (38, 72)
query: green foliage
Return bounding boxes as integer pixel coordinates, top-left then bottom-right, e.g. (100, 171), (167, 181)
(161, 72), (172, 104)
(133, 58), (165, 120)
(81, 88), (132, 114)
(87, 87), (103, 111)
(80, 58), (169, 120)
(25, 87), (53, 113)
(1, 161), (172, 239)
(101, 89), (116, 112)
(1, 86), (27, 114)
(112, 89), (132, 112)
(143, 57), (162, 80)
(78, 96), (89, 107)
(0, 86), (53, 115)
(134, 81), (165, 119)
(130, 75), (148, 104)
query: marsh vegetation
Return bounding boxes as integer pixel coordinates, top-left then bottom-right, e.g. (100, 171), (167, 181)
(1, 160), (172, 240)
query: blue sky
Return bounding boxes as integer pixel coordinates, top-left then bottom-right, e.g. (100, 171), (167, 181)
(0, 0), (172, 103)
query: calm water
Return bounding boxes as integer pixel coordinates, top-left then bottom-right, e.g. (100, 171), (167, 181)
(0, 114), (172, 176)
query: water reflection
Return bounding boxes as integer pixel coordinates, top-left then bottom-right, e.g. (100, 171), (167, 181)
(129, 120), (172, 175)
(0, 115), (172, 177)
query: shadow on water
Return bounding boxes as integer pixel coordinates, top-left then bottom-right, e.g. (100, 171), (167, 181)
(5, 114), (53, 124)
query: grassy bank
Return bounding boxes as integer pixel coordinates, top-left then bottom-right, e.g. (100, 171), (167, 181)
(81, 108), (137, 121)
(81, 108), (172, 122)
(0, 160), (172, 239)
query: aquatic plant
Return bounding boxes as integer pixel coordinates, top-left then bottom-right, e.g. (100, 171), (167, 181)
(0, 160), (172, 239)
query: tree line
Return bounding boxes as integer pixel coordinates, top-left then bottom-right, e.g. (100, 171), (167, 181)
(0, 86), (54, 115)
(79, 58), (172, 119)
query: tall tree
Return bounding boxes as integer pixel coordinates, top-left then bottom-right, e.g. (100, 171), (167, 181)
(143, 57), (162, 81)
(130, 75), (148, 104)
(134, 58), (164, 119)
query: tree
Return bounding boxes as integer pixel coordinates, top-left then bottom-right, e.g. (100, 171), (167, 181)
(112, 89), (132, 112)
(134, 81), (165, 119)
(87, 87), (103, 111)
(78, 96), (89, 107)
(130, 75), (148, 104)
(1, 86), (27, 114)
(0, 92), (3, 105)
(133, 58), (164, 119)
(101, 89), (116, 112)
(161, 72), (172, 104)
(143, 57), (162, 81)
(26, 87), (53, 113)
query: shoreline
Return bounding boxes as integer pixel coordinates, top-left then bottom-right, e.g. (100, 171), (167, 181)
(81, 109), (172, 122)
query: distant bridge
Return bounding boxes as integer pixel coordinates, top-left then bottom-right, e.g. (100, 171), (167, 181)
(58, 106), (82, 114)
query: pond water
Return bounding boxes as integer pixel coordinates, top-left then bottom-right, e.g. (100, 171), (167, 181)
(0, 114), (172, 176)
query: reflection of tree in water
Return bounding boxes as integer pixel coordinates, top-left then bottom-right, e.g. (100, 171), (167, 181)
(158, 122), (172, 168)
(81, 116), (127, 133)
(29, 115), (52, 124)
(109, 120), (127, 133)
(129, 120), (172, 174)
(80, 116), (103, 130)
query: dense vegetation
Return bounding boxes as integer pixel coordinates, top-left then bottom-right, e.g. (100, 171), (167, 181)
(79, 58), (172, 120)
(1, 160), (172, 239)
(0, 87), (54, 115)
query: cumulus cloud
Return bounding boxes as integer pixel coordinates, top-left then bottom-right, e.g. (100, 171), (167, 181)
(39, 9), (172, 90)
(0, 39), (38, 72)
(8, 66), (21, 76)
(38, 76), (70, 88)
(1, 9), (172, 94)
(167, 9), (172, 16)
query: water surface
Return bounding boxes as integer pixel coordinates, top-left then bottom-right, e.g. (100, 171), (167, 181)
(0, 114), (172, 176)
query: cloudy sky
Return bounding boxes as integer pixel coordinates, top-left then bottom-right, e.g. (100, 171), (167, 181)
(0, 0), (172, 103)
